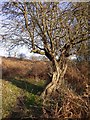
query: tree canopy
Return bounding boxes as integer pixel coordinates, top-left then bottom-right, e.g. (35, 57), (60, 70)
(1, 2), (89, 61)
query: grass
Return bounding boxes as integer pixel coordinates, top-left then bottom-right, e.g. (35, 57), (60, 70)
(2, 79), (21, 118)
(2, 77), (45, 118)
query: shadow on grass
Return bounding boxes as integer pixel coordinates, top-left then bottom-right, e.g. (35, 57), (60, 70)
(3, 78), (44, 95)
(6, 95), (43, 119)
(2, 78), (44, 119)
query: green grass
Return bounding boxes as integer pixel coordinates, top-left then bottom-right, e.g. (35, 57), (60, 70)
(2, 80), (21, 118)
(2, 77), (45, 118)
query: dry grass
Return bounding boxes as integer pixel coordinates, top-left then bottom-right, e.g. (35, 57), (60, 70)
(42, 83), (90, 119)
(2, 57), (50, 80)
(2, 57), (33, 78)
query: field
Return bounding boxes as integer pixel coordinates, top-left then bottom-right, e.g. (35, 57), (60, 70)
(1, 57), (90, 119)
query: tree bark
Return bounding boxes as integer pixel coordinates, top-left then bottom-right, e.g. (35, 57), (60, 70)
(41, 58), (67, 101)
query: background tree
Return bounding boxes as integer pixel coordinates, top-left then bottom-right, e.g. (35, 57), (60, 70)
(1, 2), (89, 100)
(18, 53), (26, 59)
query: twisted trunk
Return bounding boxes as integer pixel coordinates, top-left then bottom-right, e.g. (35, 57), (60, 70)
(41, 57), (67, 100)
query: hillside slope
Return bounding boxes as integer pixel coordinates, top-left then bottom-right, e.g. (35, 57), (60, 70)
(2, 57), (50, 80)
(2, 57), (89, 94)
(1, 57), (89, 119)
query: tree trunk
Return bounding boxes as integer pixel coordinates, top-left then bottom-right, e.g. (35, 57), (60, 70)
(41, 58), (67, 101)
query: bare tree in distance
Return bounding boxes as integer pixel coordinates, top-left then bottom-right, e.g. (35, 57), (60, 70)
(1, 2), (89, 101)
(18, 53), (26, 59)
